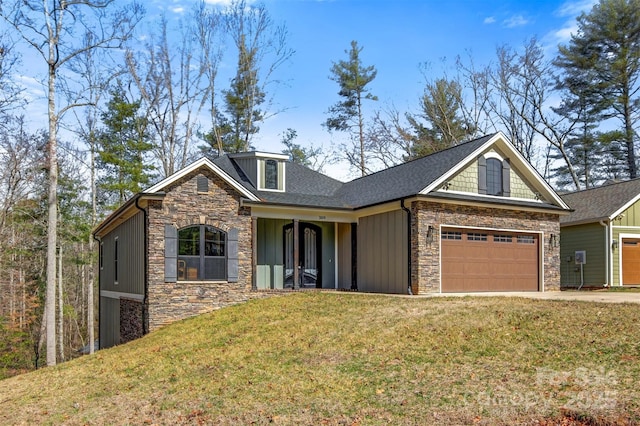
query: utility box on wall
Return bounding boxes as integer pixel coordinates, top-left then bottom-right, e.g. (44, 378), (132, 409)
(575, 250), (586, 265)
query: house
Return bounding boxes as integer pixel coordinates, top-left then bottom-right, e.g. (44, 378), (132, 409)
(93, 132), (570, 349)
(560, 178), (640, 289)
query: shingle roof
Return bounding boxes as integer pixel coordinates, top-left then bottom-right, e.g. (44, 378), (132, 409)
(560, 178), (640, 225)
(335, 134), (495, 208)
(212, 134), (496, 209)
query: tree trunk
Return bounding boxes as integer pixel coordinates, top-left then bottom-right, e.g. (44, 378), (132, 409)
(45, 59), (59, 367)
(58, 245), (64, 362)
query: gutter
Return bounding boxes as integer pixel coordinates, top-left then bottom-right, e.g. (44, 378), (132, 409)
(400, 199), (413, 295)
(134, 197), (149, 335)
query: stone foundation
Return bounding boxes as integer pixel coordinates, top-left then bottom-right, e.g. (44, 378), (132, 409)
(120, 298), (144, 344)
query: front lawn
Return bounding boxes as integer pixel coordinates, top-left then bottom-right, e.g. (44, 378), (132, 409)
(0, 293), (637, 425)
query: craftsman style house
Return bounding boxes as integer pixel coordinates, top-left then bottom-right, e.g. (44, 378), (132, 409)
(94, 132), (570, 348)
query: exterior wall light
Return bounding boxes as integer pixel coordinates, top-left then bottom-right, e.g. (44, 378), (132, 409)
(549, 233), (558, 249)
(426, 225), (435, 244)
(612, 240), (618, 250)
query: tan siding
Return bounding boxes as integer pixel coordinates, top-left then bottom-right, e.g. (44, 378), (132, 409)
(358, 210), (408, 294)
(100, 211), (145, 295)
(613, 201), (640, 227)
(559, 223), (606, 288)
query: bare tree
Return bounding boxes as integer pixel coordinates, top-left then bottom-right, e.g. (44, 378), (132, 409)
(127, 12), (213, 177)
(491, 39), (581, 188)
(0, 0), (143, 366)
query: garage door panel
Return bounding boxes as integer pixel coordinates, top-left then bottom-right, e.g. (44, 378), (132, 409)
(442, 228), (539, 292)
(622, 239), (640, 285)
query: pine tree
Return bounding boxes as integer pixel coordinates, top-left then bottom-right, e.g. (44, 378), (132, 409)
(97, 89), (154, 210)
(325, 40), (378, 176)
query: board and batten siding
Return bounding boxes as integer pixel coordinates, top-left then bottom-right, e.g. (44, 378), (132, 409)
(99, 297), (120, 349)
(256, 218), (336, 289)
(337, 223), (353, 290)
(357, 209), (408, 294)
(559, 222), (606, 288)
(99, 211), (145, 295)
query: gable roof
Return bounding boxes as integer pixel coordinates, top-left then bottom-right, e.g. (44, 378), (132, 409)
(560, 178), (640, 226)
(335, 134), (495, 208)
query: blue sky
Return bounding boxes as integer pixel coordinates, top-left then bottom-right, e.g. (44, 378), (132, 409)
(199, 0), (596, 179)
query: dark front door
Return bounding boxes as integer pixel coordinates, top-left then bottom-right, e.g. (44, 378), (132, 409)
(284, 222), (322, 288)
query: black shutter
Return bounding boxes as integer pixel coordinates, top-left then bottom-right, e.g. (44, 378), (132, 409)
(502, 159), (511, 197)
(165, 225), (177, 282)
(227, 228), (239, 282)
(477, 156), (487, 195)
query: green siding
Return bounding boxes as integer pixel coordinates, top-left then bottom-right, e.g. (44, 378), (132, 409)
(560, 223), (606, 288)
(256, 218), (335, 289)
(447, 149), (537, 200)
(611, 200), (640, 286)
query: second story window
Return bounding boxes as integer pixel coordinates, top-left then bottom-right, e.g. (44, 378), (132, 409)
(486, 158), (503, 196)
(265, 159), (278, 190)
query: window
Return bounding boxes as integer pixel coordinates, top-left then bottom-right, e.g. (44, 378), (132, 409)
(517, 235), (535, 244)
(467, 233), (488, 241)
(494, 235), (513, 243)
(114, 237), (119, 284)
(178, 225), (226, 281)
(486, 158), (502, 196)
(441, 231), (462, 240)
(99, 242), (104, 270)
(265, 159), (278, 190)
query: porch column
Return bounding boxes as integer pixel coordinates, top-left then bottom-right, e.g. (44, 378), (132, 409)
(293, 219), (299, 289)
(251, 216), (258, 290)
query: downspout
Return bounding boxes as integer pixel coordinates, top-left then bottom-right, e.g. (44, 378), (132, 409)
(92, 234), (101, 350)
(134, 197), (149, 335)
(400, 199), (413, 295)
(599, 219), (611, 287)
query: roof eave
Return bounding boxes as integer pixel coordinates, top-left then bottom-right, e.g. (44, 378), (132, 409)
(93, 192), (166, 238)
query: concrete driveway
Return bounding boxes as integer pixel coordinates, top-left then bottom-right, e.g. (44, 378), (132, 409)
(421, 290), (640, 304)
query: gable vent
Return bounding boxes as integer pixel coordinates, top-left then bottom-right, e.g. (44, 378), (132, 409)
(197, 175), (209, 193)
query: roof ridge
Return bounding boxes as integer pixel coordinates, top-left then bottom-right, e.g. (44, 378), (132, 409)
(345, 133), (497, 184)
(561, 176), (640, 196)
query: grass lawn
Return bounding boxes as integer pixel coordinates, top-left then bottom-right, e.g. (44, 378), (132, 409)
(0, 292), (638, 425)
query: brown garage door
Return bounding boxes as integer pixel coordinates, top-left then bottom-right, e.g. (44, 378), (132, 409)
(622, 239), (640, 285)
(441, 228), (539, 292)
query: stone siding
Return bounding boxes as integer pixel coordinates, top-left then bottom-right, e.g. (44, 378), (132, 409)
(411, 201), (561, 294)
(146, 168), (256, 331)
(120, 298), (144, 344)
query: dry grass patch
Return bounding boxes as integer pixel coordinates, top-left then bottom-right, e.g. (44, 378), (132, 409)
(0, 293), (639, 425)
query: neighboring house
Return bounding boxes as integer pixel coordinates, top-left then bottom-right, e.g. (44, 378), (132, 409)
(93, 132), (570, 348)
(560, 179), (640, 289)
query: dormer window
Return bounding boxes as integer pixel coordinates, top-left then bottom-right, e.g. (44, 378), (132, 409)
(265, 159), (278, 190)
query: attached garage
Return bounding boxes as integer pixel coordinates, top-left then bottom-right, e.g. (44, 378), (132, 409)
(622, 238), (640, 285)
(441, 227), (540, 292)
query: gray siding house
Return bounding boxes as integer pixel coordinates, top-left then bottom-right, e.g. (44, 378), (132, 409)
(94, 132), (570, 348)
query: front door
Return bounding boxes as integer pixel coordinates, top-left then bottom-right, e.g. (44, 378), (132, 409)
(284, 222), (322, 288)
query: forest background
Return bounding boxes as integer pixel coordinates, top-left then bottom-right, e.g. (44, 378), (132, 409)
(0, 0), (638, 376)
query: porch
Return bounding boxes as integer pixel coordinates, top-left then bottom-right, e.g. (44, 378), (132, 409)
(252, 218), (356, 291)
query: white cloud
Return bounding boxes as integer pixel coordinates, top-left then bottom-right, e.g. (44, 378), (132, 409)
(483, 16), (496, 24)
(503, 14), (528, 28)
(556, 0), (597, 17)
(170, 6), (185, 14)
